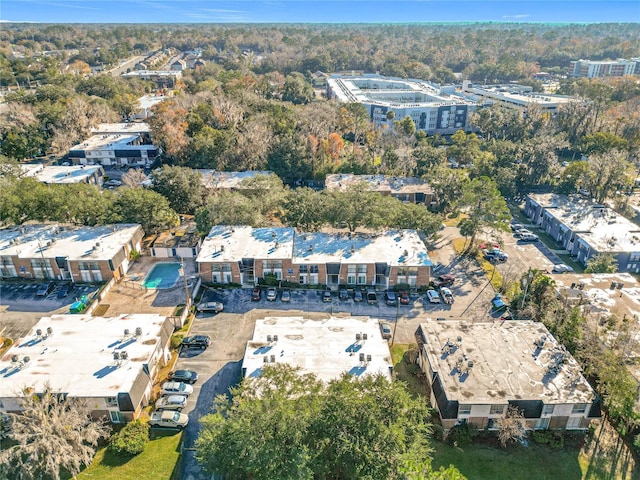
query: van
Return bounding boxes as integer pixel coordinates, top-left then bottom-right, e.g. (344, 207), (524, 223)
(426, 290), (441, 304)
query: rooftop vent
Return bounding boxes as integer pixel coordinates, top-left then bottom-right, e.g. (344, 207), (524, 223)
(308, 244), (313, 252)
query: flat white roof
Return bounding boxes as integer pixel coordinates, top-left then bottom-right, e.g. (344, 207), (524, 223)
(0, 314), (167, 398)
(20, 164), (103, 184)
(196, 227), (431, 267)
(325, 174), (434, 195)
(293, 230), (431, 267)
(91, 123), (150, 135)
(197, 226), (294, 263)
(463, 84), (571, 108)
(419, 320), (594, 405)
(197, 170), (274, 190)
(122, 70), (181, 78)
(0, 224), (141, 261)
(242, 316), (393, 382)
(529, 194), (640, 253)
(138, 94), (167, 110)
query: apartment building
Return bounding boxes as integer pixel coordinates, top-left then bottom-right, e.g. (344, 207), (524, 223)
(569, 58), (640, 78)
(0, 313), (173, 423)
(525, 194), (640, 272)
(196, 226), (432, 289)
(0, 223), (143, 282)
(325, 174), (437, 207)
(416, 320), (599, 431)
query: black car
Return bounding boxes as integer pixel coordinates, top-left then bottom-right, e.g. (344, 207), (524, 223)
(168, 369), (199, 384)
(339, 288), (350, 301)
(181, 335), (211, 349)
(322, 290), (332, 302)
(385, 291), (397, 306)
(353, 290), (363, 302)
(57, 283), (73, 299)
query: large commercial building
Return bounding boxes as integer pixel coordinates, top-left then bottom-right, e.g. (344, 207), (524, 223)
(569, 58), (640, 78)
(0, 313), (173, 423)
(0, 223), (143, 282)
(325, 174), (437, 207)
(416, 320), (598, 431)
(461, 82), (572, 114)
(327, 74), (479, 135)
(196, 226), (432, 289)
(242, 316), (393, 382)
(525, 194), (640, 272)
(68, 123), (159, 167)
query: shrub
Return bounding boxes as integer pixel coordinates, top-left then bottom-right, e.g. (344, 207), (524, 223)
(170, 334), (184, 350)
(108, 420), (149, 457)
(532, 430), (564, 449)
(447, 422), (474, 447)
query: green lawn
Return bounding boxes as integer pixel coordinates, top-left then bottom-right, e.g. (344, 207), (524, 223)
(78, 431), (182, 480)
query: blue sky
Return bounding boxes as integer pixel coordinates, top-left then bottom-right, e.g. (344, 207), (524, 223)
(1, 0), (639, 24)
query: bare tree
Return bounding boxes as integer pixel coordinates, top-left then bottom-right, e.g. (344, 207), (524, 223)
(497, 405), (529, 447)
(0, 385), (111, 480)
(121, 167), (149, 188)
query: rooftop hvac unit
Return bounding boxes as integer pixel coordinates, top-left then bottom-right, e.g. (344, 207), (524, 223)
(263, 355), (269, 363)
(113, 352), (120, 360)
(46, 327), (53, 335)
(366, 355), (372, 362)
(23, 356), (30, 364)
(270, 354), (276, 363)
(267, 335), (272, 343)
(273, 335), (278, 342)
(120, 351), (128, 360)
(220, 245), (225, 252)
(11, 355), (19, 363)
(124, 329), (130, 336)
(36, 329), (42, 336)
(356, 333), (362, 341)
(359, 353), (365, 362)
(135, 327), (143, 336)
(362, 333), (368, 341)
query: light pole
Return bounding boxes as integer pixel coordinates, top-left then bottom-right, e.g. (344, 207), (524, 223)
(391, 298), (400, 346)
(520, 268), (534, 310)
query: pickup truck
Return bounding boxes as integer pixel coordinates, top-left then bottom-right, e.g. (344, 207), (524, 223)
(149, 410), (189, 429)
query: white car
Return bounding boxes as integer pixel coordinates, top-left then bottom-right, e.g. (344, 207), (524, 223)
(426, 289), (441, 304)
(156, 395), (188, 411)
(552, 264), (574, 274)
(161, 381), (193, 397)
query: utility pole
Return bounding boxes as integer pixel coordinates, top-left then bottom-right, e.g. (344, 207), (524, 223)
(180, 257), (191, 308)
(391, 299), (400, 346)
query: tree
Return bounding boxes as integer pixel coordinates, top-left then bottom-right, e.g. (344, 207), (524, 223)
(0, 385), (110, 480)
(150, 165), (204, 214)
(282, 73), (314, 105)
(395, 116), (416, 136)
(585, 253), (618, 274)
(455, 176), (510, 246)
(497, 405), (529, 448)
(195, 191), (265, 232)
(585, 151), (635, 203)
(121, 167), (149, 188)
(195, 364), (461, 480)
(236, 173), (288, 218)
(581, 132), (628, 156)
(112, 187), (179, 233)
(282, 187), (328, 231)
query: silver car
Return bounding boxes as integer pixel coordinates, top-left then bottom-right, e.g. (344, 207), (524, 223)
(156, 395), (188, 411)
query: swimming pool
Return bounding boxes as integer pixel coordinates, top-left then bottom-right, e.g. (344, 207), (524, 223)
(143, 262), (182, 289)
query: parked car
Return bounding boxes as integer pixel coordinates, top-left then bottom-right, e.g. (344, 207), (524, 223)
(399, 291), (410, 305)
(196, 301), (223, 313)
(353, 290), (363, 302)
(251, 287), (262, 301)
(181, 335), (211, 349)
(379, 321), (392, 340)
(513, 229), (533, 238)
(281, 289), (291, 302)
(36, 282), (54, 298)
(156, 395), (188, 411)
(168, 369), (199, 384)
(519, 233), (539, 242)
(426, 289), (441, 304)
(385, 291), (397, 306)
(440, 287), (454, 305)
(161, 381), (194, 396)
(57, 283), (73, 299)
(491, 293), (507, 312)
(484, 248), (508, 263)
(510, 223), (524, 232)
(432, 262), (444, 273)
(432, 274), (455, 288)
(366, 289), (378, 304)
(339, 287), (350, 301)
(266, 287), (278, 301)
(552, 264), (574, 274)
(578, 188), (591, 196)
(103, 179), (122, 188)
(149, 410), (188, 429)
(322, 289), (332, 302)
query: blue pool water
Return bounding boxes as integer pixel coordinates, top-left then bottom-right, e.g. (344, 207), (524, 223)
(143, 262), (182, 289)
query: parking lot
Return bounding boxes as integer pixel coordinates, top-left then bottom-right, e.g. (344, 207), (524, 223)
(0, 282), (100, 340)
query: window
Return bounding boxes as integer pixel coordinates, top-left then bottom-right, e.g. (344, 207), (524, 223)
(542, 404), (555, 416)
(299, 265), (308, 274)
(109, 410), (125, 423)
(458, 405), (471, 416)
(572, 404), (587, 414)
(105, 397), (118, 407)
(310, 265), (319, 274)
(535, 417), (550, 430)
(489, 405), (504, 415)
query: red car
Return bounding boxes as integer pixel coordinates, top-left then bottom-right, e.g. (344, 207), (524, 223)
(251, 287), (262, 301)
(399, 291), (410, 305)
